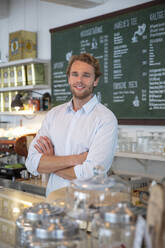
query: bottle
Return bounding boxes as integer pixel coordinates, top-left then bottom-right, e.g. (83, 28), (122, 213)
(42, 92), (51, 111)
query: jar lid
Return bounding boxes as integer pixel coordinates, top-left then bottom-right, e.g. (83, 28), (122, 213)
(34, 217), (79, 240)
(101, 202), (136, 224)
(71, 173), (131, 193)
(24, 202), (64, 221)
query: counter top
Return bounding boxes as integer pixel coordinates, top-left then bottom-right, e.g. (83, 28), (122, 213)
(0, 177), (46, 196)
(0, 182), (146, 248)
(0, 187), (46, 248)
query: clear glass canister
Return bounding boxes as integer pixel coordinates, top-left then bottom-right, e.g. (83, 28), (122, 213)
(91, 202), (137, 248)
(25, 216), (86, 248)
(66, 166), (131, 222)
(16, 202), (65, 247)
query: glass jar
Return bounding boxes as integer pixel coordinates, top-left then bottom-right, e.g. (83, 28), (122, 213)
(16, 202), (65, 247)
(25, 216), (86, 248)
(91, 202), (137, 248)
(66, 166), (131, 223)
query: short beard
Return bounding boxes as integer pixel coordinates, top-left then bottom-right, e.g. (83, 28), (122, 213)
(69, 85), (96, 100)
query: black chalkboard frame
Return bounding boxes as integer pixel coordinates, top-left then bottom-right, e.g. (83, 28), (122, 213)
(50, 0), (165, 125)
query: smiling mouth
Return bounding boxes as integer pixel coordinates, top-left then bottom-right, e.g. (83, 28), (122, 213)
(74, 85), (85, 90)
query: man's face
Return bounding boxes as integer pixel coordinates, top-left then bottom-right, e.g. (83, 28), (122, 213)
(68, 60), (99, 101)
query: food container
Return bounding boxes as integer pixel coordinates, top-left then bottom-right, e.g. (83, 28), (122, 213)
(16, 202), (65, 247)
(0, 68), (3, 88)
(25, 216), (86, 248)
(26, 63), (45, 86)
(16, 65), (26, 86)
(66, 166), (131, 222)
(3, 67), (9, 88)
(9, 66), (16, 87)
(91, 202), (137, 248)
(9, 30), (37, 61)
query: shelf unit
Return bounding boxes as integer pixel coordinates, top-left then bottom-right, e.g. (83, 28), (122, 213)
(0, 58), (51, 114)
(115, 152), (165, 162)
(0, 58), (50, 92)
(0, 58), (49, 68)
(0, 84), (49, 92)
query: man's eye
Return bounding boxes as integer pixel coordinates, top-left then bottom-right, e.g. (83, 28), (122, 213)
(83, 73), (90, 78)
(71, 72), (78, 76)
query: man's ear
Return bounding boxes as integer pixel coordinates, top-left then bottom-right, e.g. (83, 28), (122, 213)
(94, 77), (99, 87)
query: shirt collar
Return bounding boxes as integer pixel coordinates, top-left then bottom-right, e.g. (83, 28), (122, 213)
(66, 95), (99, 114)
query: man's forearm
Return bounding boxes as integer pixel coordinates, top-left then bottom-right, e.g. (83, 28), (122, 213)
(55, 166), (76, 180)
(37, 152), (87, 174)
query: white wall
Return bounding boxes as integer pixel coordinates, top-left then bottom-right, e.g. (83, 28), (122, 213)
(0, 0), (152, 61)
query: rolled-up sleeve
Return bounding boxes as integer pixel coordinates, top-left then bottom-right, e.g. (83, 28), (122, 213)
(74, 114), (118, 179)
(25, 138), (43, 176)
(25, 112), (51, 176)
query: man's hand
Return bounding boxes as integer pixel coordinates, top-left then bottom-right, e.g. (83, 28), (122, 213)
(55, 151), (88, 180)
(35, 137), (88, 176)
(34, 136), (54, 156)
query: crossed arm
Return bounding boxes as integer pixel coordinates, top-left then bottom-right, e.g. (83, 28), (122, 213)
(34, 136), (88, 180)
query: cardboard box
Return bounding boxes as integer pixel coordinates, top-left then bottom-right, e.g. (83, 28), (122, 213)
(9, 30), (37, 61)
(26, 63), (45, 85)
(16, 65), (26, 86)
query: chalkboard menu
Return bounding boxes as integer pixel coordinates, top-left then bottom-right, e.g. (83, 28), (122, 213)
(50, 1), (165, 125)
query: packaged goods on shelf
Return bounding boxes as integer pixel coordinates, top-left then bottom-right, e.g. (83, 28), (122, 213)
(0, 93), (2, 112)
(26, 63), (45, 85)
(11, 91), (18, 111)
(16, 65), (26, 86)
(2, 92), (11, 112)
(0, 68), (3, 88)
(9, 66), (16, 87)
(3, 67), (9, 88)
(9, 30), (37, 61)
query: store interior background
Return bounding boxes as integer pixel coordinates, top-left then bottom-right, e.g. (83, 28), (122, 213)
(0, 0), (165, 180)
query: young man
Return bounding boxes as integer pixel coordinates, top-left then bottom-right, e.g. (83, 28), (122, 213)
(25, 53), (118, 196)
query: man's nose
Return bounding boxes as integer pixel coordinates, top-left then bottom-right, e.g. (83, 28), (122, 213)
(77, 75), (83, 82)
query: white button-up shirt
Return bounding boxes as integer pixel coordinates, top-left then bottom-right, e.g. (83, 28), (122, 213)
(25, 95), (118, 196)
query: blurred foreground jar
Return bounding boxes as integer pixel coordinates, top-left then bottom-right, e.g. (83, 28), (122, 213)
(16, 202), (65, 247)
(66, 166), (131, 226)
(91, 202), (137, 248)
(25, 216), (87, 248)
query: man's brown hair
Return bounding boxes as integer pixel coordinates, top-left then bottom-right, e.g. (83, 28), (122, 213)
(66, 53), (102, 80)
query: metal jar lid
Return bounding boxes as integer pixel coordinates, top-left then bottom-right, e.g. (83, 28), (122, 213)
(100, 202), (136, 224)
(34, 217), (79, 240)
(24, 202), (64, 221)
(71, 173), (131, 192)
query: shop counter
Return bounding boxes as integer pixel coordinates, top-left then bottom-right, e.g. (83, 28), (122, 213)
(0, 177), (46, 196)
(0, 187), (45, 247)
